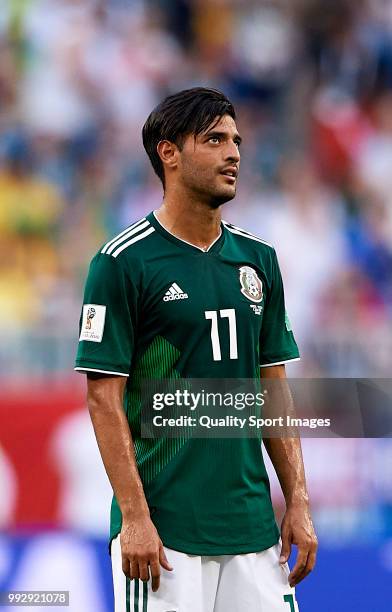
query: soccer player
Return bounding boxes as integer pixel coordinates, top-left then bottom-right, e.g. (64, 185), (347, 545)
(75, 88), (317, 611)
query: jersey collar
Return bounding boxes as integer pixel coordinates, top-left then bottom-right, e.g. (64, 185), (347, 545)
(147, 211), (226, 254)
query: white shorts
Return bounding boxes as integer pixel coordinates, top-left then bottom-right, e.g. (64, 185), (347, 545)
(111, 536), (299, 612)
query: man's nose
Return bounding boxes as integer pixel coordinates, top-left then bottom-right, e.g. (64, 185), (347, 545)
(224, 141), (240, 162)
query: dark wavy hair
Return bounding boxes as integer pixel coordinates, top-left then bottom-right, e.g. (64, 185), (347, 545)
(142, 87), (236, 186)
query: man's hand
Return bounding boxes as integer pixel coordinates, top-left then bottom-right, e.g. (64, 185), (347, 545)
(279, 503), (318, 587)
(120, 514), (173, 592)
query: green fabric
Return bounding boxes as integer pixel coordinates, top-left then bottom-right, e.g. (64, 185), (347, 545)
(76, 212), (299, 555)
(284, 594), (296, 611)
(133, 579), (139, 612)
(126, 577), (130, 612)
(142, 582), (148, 612)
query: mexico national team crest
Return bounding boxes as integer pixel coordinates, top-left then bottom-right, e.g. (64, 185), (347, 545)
(239, 266), (263, 303)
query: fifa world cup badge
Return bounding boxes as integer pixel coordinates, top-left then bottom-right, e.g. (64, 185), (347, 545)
(79, 304), (106, 342)
(86, 307), (96, 330)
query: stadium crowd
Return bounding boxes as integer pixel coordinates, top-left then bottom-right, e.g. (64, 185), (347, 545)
(0, 0), (391, 376)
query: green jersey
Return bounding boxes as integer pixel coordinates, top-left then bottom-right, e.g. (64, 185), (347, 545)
(75, 211), (299, 555)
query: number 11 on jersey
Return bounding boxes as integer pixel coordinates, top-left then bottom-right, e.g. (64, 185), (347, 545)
(205, 309), (238, 361)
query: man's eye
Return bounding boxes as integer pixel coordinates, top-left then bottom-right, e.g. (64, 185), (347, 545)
(209, 137), (220, 144)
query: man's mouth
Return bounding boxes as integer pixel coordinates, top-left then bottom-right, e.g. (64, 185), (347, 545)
(220, 167), (238, 182)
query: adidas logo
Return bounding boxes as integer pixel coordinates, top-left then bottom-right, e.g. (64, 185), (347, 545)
(163, 283), (189, 302)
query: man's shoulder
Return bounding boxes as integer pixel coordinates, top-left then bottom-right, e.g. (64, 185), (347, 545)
(98, 215), (157, 261)
(223, 220), (275, 258)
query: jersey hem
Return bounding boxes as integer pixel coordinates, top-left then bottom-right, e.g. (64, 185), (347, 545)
(109, 527), (280, 557)
(74, 366), (129, 376)
(260, 357), (300, 367)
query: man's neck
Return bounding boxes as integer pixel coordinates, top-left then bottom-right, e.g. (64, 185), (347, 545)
(155, 195), (222, 252)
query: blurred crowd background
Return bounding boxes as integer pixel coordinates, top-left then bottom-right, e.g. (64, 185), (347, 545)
(0, 1), (392, 610)
(1, 0), (392, 377)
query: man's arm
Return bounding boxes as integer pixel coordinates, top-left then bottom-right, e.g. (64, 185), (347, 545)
(86, 373), (172, 591)
(260, 364), (318, 587)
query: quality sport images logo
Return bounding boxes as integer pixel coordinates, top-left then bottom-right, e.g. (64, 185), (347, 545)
(239, 266), (263, 303)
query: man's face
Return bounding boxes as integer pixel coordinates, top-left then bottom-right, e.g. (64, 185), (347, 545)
(177, 114), (241, 207)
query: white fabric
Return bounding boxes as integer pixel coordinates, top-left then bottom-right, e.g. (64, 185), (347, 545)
(111, 536), (299, 611)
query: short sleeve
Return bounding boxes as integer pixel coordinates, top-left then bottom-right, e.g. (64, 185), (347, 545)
(259, 249), (300, 367)
(74, 253), (138, 376)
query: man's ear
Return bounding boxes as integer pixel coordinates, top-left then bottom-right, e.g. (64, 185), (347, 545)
(157, 140), (179, 172)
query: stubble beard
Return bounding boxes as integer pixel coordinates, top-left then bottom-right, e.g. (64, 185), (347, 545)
(182, 165), (237, 209)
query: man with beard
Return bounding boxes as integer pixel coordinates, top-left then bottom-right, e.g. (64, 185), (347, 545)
(75, 88), (317, 611)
